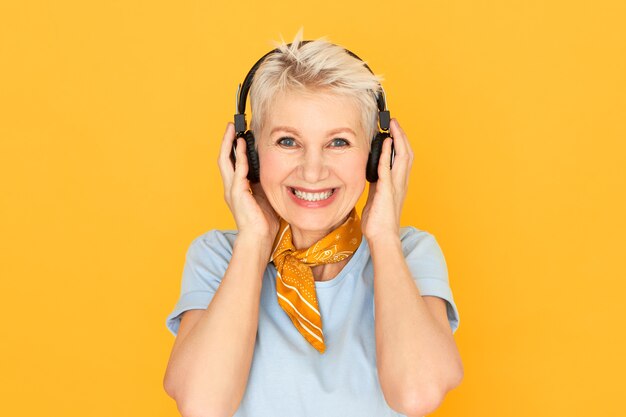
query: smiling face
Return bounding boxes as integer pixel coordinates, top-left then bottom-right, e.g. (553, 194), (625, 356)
(257, 89), (370, 248)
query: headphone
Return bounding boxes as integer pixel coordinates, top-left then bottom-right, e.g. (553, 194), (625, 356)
(232, 40), (394, 183)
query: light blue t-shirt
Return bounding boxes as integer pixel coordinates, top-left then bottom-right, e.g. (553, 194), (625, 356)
(165, 226), (460, 417)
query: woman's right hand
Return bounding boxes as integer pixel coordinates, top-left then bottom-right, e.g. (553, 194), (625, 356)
(217, 122), (280, 250)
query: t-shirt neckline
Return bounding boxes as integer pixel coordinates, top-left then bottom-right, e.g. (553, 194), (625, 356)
(311, 236), (368, 289)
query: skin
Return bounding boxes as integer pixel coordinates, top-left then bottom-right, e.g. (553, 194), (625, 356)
(221, 88), (384, 281)
(255, 89), (370, 281)
(216, 88), (463, 415)
(257, 89), (370, 248)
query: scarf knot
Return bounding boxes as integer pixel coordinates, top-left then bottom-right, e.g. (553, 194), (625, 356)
(270, 208), (362, 354)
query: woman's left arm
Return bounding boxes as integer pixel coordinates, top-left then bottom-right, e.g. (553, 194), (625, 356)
(361, 119), (464, 417)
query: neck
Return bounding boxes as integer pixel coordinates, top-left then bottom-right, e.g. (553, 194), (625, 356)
(311, 258), (351, 281)
(290, 230), (328, 250)
(288, 213), (353, 250)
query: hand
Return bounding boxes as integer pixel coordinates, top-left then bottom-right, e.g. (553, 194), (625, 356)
(361, 118), (414, 241)
(217, 122), (280, 247)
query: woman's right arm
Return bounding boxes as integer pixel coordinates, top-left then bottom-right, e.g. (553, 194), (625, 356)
(163, 233), (272, 417)
(163, 122), (279, 417)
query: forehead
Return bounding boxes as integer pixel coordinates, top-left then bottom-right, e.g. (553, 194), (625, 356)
(263, 89), (364, 137)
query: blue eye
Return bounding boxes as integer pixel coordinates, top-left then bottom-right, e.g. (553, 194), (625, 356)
(277, 137), (296, 147)
(330, 138), (349, 147)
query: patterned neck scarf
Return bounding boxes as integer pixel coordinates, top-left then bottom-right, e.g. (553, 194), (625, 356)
(269, 208), (362, 354)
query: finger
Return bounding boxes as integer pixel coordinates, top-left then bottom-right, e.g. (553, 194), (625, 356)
(377, 137), (393, 183)
(217, 124), (238, 203)
(389, 119), (414, 163)
(389, 139), (410, 191)
(233, 137), (251, 186)
(398, 121), (414, 161)
(218, 122), (236, 180)
(389, 119), (413, 187)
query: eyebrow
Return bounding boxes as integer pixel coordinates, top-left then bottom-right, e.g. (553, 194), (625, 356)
(270, 126), (356, 136)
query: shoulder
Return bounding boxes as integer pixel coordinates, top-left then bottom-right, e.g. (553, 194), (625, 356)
(399, 226), (442, 255)
(186, 229), (239, 259)
(398, 225), (448, 279)
(361, 226), (441, 263)
(399, 225), (434, 241)
(179, 229), (240, 287)
(165, 229), (240, 336)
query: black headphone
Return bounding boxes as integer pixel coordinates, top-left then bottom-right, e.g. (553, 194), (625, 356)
(232, 40), (394, 183)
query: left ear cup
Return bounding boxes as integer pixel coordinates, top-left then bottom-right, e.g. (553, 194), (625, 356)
(231, 131), (261, 183)
(366, 132), (394, 182)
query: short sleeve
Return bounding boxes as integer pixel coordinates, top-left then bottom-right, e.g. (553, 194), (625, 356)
(400, 226), (460, 334)
(164, 230), (237, 336)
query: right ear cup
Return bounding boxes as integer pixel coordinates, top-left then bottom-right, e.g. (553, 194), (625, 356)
(366, 132), (394, 182)
(232, 131), (261, 183)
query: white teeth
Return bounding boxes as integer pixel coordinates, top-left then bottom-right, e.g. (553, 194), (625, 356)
(293, 188), (334, 202)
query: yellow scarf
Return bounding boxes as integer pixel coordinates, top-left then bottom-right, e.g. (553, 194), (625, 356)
(269, 208), (362, 354)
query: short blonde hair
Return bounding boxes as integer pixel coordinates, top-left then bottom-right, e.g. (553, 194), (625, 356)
(249, 29), (385, 142)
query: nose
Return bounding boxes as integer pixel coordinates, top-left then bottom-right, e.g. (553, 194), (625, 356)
(297, 148), (330, 184)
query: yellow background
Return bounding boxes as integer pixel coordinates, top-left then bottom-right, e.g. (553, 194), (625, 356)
(1, 0), (624, 416)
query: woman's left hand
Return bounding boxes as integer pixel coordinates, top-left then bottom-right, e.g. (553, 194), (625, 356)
(361, 118), (414, 241)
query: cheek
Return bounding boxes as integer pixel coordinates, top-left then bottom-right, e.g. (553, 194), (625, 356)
(258, 151), (290, 194)
(340, 153), (368, 179)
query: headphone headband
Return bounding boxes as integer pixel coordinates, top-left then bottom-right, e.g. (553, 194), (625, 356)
(234, 40), (390, 134)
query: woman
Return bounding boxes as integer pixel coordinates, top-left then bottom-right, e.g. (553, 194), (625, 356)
(164, 33), (463, 417)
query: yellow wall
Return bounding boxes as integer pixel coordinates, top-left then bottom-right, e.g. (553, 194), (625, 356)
(1, 1), (624, 416)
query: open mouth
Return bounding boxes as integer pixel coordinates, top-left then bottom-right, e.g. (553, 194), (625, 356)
(289, 187), (336, 202)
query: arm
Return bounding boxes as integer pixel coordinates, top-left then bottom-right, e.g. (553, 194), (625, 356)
(360, 119), (462, 416)
(163, 235), (271, 417)
(162, 123), (279, 416)
(370, 234), (463, 416)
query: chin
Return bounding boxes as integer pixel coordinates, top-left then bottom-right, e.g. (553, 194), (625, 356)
(285, 207), (352, 234)
(289, 215), (334, 233)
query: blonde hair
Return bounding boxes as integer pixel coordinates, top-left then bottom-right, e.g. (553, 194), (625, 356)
(249, 29), (385, 142)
